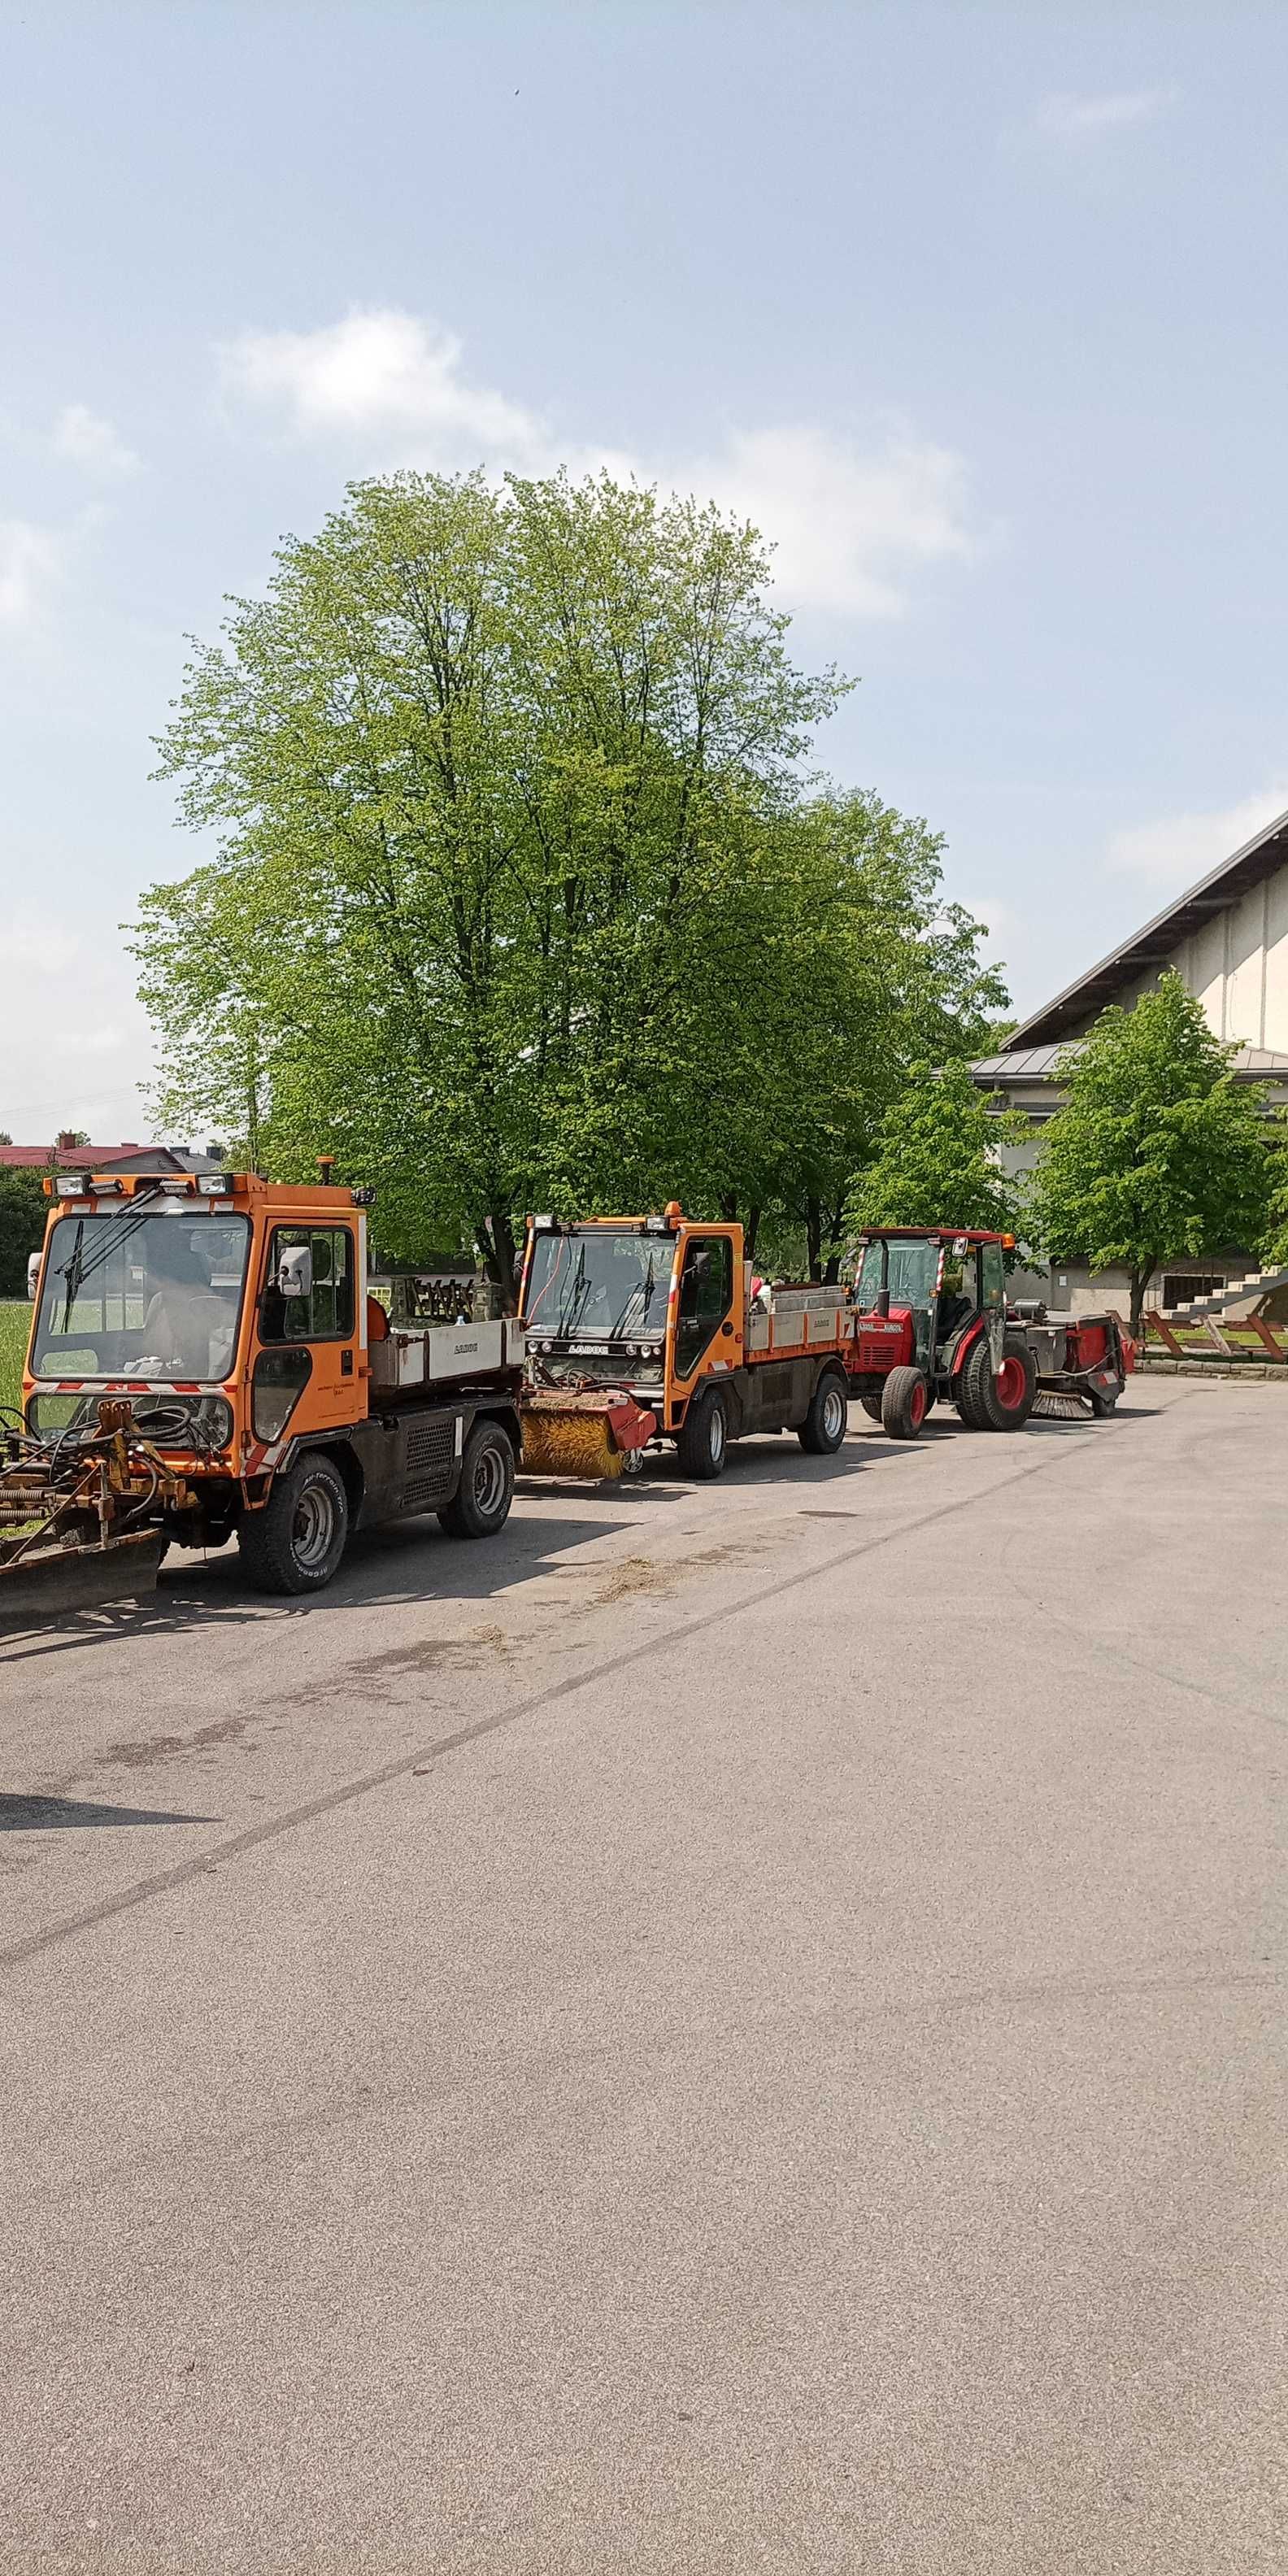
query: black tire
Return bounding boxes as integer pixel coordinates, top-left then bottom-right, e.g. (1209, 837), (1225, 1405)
(238, 1452), (350, 1595)
(438, 1419), (516, 1539)
(881, 1365), (929, 1441)
(676, 1386), (729, 1479)
(1088, 1382), (1121, 1420)
(798, 1368), (849, 1455)
(859, 1395), (883, 1421)
(961, 1332), (1037, 1432)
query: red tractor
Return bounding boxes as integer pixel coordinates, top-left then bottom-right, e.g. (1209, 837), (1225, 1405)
(846, 1229), (1132, 1438)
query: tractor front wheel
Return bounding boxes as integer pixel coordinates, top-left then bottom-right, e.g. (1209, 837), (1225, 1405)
(881, 1366), (928, 1441)
(677, 1387), (729, 1480)
(798, 1368), (850, 1455)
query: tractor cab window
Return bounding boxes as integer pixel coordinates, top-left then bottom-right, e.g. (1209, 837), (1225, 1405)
(936, 1242), (981, 1353)
(259, 1227), (355, 1343)
(981, 1242), (1005, 1311)
(675, 1234), (733, 1377)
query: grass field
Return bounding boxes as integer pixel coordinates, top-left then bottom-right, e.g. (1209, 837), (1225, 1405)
(0, 1301), (29, 1416)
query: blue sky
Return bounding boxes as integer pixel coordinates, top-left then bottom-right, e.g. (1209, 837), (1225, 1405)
(3, 0), (1287, 1139)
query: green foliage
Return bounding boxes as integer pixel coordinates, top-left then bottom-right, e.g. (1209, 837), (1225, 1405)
(843, 1057), (1025, 1239)
(0, 1302), (32, 1414)
(0, 1168), (48, 1299)
(135, 468), (1004, 1280)
(1029, 971), (1272, 1329)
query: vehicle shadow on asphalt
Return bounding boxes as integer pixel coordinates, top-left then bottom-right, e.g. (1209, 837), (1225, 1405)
(0, 1791), (217, 1832)
(0, 1508), (642, 1664)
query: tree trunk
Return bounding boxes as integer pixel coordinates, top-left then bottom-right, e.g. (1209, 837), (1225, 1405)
(822, 1199), (845, 1284)
(745, 1204), (761, 1263)
(805, 1194), (822, 1283)
(1129, 1263), (1155, 1339)
(478, 1209), (520, 1312)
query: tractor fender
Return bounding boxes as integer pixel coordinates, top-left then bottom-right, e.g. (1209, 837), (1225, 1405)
(949, 1316), (986, 1377)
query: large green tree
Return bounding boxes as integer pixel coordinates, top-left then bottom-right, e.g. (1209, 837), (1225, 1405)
(1028, 971), (1272, 1333)
(0, 1168), (49, 1299)
(135, 468), (1001, 1282)
(843, 1056), (1025, 1242)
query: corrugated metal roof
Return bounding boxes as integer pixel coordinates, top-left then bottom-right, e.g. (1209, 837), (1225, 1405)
(1008, 803), (1288, 1048)
(971, 1042), (1288, 1086)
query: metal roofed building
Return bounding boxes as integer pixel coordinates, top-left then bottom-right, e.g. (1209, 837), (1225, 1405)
(972, 805), (1288, 1318)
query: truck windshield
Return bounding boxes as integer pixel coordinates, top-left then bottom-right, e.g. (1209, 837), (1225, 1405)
(31, 1212), (250, 1382)
(524, 1230), (676, 1338)
(855, 1238), (938, 1312)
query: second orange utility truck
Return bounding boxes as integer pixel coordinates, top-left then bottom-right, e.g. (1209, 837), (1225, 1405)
(518, 1205), (855, 1478)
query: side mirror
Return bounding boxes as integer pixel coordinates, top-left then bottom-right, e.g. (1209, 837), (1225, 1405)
(27, 1250), (41, 1301)
(277, 1245), (313, 1301)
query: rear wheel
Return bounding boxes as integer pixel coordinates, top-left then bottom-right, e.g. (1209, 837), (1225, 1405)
(239, 1453), (350, 1595)
(438, 1419), (516, 1538)
(987, 1336), (1037, 1430)
(881, 1366), (928, 1440)
(798, 1368), (849, 1455)
(859, 1395), (883, 1421)
(676, 1386), (728, 1479)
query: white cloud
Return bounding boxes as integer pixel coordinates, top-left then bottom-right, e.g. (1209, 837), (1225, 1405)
(704, 424), (974, 617)
(221, 310), (548, 468)
(53, 402), (139, 478)
(0, 517), (71, 624)
(219, 306), (976, 618)
(1108, 782), (1288, 889)
(1036, 87), (1177, 141)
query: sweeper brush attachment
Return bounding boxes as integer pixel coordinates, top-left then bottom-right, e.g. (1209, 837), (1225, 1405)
(520, 1390), (657, 1482)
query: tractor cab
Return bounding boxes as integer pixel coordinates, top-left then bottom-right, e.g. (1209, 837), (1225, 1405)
(849, 1228), (1034, 1437)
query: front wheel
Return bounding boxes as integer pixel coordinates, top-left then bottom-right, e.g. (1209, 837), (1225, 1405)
(239, 1452), (350, 1595)
(798, 1368), (849, 1455)
(438, 1419), (516, 1539)
(676, 1386), (728, 1480)
(881, 1366), (928, 1441)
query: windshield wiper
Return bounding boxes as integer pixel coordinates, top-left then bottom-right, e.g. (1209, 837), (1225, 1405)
(53, 1186), (168, 1325)
(608, 1251), (658, 1339)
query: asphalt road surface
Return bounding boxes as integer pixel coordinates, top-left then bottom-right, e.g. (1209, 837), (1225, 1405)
(2, 1382), (1284, 2573)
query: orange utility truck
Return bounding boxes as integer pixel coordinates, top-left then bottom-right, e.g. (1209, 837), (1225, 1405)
(519, 1205), (855, 1478)
(2, 1165), (524, 1615)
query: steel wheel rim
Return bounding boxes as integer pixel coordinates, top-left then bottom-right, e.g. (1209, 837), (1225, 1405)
(472, 1441), (507, 1516)
(708, 1404), (725, 1464)
(292, 1483), (337, 1569)
(822, 1386), (846, 1442)
(996, 1355), (1026, 1410)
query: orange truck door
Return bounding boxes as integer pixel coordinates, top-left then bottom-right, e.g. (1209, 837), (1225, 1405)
(671, 1230), (741, 1410)
(252, 1220), (361, 1445)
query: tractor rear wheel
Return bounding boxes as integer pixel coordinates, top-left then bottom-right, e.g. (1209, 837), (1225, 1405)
(960, 1334), (1036, 1431)
(881, 1365), (929, 1440)
(239, 1452), (350, 1595)
(676, 1386), (729, 1479)
(798, 1368), (849, 1455)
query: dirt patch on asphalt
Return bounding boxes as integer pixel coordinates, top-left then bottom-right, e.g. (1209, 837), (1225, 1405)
(590, 1545), (741, 1605)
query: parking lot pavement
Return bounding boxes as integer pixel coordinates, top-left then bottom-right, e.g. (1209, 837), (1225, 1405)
(2, 1382), (1285, 2572)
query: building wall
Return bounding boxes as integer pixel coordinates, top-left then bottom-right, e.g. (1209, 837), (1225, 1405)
(1113, 856), (1288, 1048)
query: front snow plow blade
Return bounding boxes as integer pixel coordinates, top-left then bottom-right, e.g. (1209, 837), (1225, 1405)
(0, 1407), (190, 1630)
(0, 1527), (166, 1626)
(520, 1390), (657, 1482)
